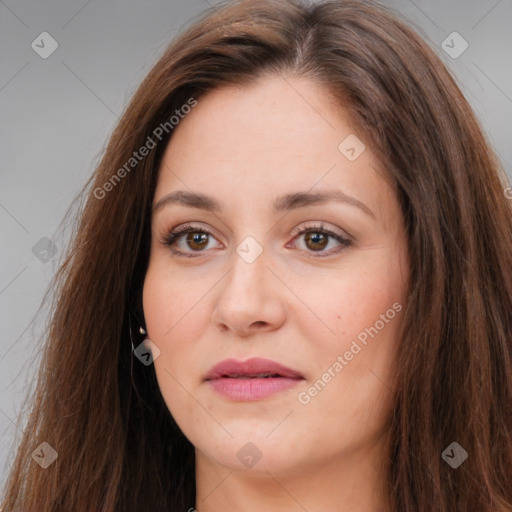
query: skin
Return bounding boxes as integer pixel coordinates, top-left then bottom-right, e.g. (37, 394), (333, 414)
(142, 73), (409, 512)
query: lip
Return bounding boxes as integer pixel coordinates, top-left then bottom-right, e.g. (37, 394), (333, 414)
(205, 357), (304, 402)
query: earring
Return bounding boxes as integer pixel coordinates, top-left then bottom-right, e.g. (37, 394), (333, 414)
(139, 326), (147, 335)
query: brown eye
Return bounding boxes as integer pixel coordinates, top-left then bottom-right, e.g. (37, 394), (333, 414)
(161, 224), (222, 258)
(185, 231), (209, 251)
(290, 224), (352, 258)
(304, 231), (329, 251)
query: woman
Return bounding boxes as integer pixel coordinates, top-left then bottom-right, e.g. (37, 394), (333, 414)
(2, 0), (511, 510)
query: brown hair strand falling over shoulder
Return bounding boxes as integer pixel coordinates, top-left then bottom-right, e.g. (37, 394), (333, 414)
(2, 0), (512, 510)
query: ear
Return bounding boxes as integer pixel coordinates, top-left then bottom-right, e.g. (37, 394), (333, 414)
(135, 287), (146, 331)
(128, 279), (146, 335)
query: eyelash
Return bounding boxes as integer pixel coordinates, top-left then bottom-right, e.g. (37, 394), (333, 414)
(159, 222), (352, 259)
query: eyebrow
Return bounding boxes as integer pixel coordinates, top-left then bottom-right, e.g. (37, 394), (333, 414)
(153, 189), (375, 219)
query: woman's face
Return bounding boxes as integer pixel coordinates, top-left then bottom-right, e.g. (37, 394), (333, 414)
(143, 74), (409, 477)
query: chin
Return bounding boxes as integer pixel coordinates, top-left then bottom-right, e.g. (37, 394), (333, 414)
(195, 433), (310, 475)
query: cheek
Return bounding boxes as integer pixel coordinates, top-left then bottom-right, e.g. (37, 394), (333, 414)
(302, 252), (406, 413)
(325, 251), (407, 392)
(142, 261), (217, 415)
(142, 261), (209, 346)
(142, 265), (211, 432)
(317, 255), (405, 342)
(300, 268), (404, 440)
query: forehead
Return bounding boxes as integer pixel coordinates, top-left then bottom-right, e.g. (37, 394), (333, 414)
(155, 74), (394, 224)
(163, 75), (353, 163)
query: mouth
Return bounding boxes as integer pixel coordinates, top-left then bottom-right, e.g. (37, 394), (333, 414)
(217, 373), (286, 379)
(205, 357), (304, 401)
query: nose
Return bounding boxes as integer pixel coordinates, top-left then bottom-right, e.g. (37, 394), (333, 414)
(211, 246), (286, 337)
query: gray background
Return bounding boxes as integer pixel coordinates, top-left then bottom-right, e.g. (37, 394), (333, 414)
(1, 0), (511, 491)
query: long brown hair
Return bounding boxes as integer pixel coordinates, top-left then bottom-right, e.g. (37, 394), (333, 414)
(2, 0), (511, 510)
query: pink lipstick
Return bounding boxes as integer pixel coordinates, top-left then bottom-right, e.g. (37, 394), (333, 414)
(205, 357), (304, 401)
